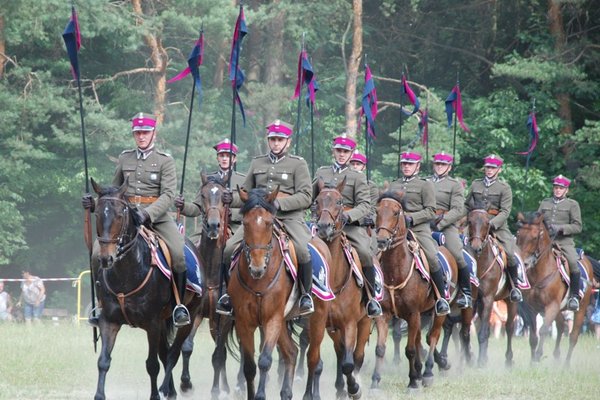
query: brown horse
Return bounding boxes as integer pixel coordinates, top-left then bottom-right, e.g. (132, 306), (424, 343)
(373, 191), (457, 389)
(179, 173), (239, 399)
(466, 205), (517, 367)
(313, 178), (373, 399)
(516, 211), (594, 365)
(90, 179), (203, 400)
(228, 187), (330, 400)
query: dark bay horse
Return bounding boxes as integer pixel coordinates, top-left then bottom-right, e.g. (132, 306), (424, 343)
(179, 173), (238, 399)
(313, 178), (373, 399)
(90, 179), (203, 400)
(373, 191), (457, 389)
(228, 187), (330, 400)
(466, 205), (517, 367)
(516, 211), (595, 365)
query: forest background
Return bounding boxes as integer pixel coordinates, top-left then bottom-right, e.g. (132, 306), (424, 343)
(1, 0), (599, 309)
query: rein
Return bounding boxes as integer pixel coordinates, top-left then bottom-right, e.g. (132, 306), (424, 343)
(317, 189), (345, 241)
(95, 196), (131, 246)
(467, 209), (491, 247)
(375, 198), (406, 251)
(519, 223), (558, 290)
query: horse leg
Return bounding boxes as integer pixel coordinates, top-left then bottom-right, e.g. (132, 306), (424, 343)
(504, 302), (517, 368)
(437, 315), (454, 371)
(237, 323), (257, 400)
(304, 305), (327, 400)
(537, 303), (560, 362)
(341, 320), (360, 399)
(371, 314), (389, 389)
(459, 308), (475, 367)
(255, 321), (283, 400)
(405, 313), (421, 390)
(565, 302), (588, 366)
(212, 318), (231, 399)
(145, 325), (163, 400)
(94, 321), (121, 400)
(329, 330), (346, 398)
(528, 308), (540, 362)
(275, 325), (298, 400)
(181, 315), (201, 393)
(423, 315), (444, 387)
(297, 325), (309, 379)
(354, 315), (371, 373)
(392, 317), (403, 365)
(553, 311), (565, 361)
(477, 296), (493, 368)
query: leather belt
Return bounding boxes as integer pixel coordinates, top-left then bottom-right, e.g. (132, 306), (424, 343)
(127, 195), (158, 205)
(488, 209), (499, 216)
(435, 209), (448, 215)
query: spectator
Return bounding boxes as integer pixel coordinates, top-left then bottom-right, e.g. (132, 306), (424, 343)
(490, 300), (507, 339)
(590, 281), (600, 347)
(18, 271), (45, 323)
(0, 281), (13, 321)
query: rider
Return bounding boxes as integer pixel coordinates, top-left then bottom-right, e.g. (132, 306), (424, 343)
(81, 112), (191, 326)
(390, 151), (450, 316)
(464, 154), (522, 303)
(428, 152), (472, 309)
(314, 137), (382, 318)
(538, 175), (582, 311)
(349, 150), (379, 255)
(217, 120), (315, 317)
(175, 138), (245, 242)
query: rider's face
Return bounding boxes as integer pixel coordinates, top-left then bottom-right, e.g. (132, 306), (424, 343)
(133, 129), (155, 150)
(217, 153), (235, 170)
(553, 185), (569, 199)
(268, 137), (289, 154)
(401, 162), (419, 177)
(333, 148), (353, 165)
(484, 166), (500, 179)
(433, 162), (451, 176)
(349, 161), (366, 172)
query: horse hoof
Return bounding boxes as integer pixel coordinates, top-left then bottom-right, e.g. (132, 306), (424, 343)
(406, 385), (420, 394)
(349, 385), (362, 400)
(180, 381), (193, 394)
(422, 376), (434, 387)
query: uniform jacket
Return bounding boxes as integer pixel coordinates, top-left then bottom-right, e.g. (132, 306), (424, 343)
(429, 175), (464, 230)
(538, 197), (582, 246)
(389, 176), (436, 227)
(464, 178), (512, 230)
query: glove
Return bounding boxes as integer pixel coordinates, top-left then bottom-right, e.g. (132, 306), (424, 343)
(273, 199), (280, 210)
(549, 224), (562, 235)
(134, 208), (150, 226)
(362, 216), (375, 227)
(341, 212), (350, 225)
(489, 221), (496, 230)
(174, 194), (185, 210)
(82, 193), (95, 212)
(221, 190), (233, 205)
(430, 215), (443, 231)
(404, 215), (413, 227)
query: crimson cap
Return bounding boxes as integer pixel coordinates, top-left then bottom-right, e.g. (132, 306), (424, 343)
(131, 112), (156, 131)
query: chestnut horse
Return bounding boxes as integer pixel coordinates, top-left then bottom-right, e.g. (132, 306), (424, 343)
(373, 191), (457, 389)
(516, 211), (595, 365)
(466, 205), (517, 367)
(228, 187), (330, 400)
(179, 174), (239, 399)
(90, 179), (203, 400)
(313, 178), (374, 399)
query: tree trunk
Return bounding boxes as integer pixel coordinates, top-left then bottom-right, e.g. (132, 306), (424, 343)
(0, 15), (5, 79)
(547, 0), (574, 151)
(345, 0), (363, 139)
(131, 0), (167, 124)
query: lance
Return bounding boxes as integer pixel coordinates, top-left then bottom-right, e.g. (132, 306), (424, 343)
(521, 98), (536, 210)
(452, 71), (459, 161)
(310, 97), (315, 176)
(295, 33), (306, 155)
(397, 68), (406, 179)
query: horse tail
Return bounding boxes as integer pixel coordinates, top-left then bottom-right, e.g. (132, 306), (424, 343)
(587, 255), (600, 281)
(223, 317), (240, 362)
(517, 301), (535, 332)
(287, 320), (301, 348)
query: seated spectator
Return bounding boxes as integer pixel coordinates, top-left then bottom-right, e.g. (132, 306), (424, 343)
(18, 271), (45, 323)
(0, 281), (13, 322)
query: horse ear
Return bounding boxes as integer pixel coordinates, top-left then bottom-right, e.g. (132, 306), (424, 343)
(517, 212), (525, 222)
(201, 170), (207, 185)
(90, 177), (101, 195)
(318, 178), (325, 191)
(266, 186), (280, 204)
(336, 176), (347, 193)
(383, 180), (390, 192)
(117, 181), (128, 197)
(238, 185), (248, 202)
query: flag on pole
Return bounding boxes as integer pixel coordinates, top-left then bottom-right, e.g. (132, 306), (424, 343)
(516, 112), (539, 155)
(445, 85), (470, 132)
(361, 64), (378, 140)
(229, 6), (248, 125)
(62, 6), (82, 80)
(402, 75), (420, 115)
(292, 50), (319, 106)
(418, 109), (429, 145)
(167, 31), (204, 108)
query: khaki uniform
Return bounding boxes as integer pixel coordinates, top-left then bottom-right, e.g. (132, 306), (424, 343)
(389, 176), (439, 272)
(224, 153), (313, 264)
(464, 178), (516, 258)
(313, 165), (372, 266)
(430, 175), (467, 269)
(112, 148), (185, 272)
(538, 197), (582, 273)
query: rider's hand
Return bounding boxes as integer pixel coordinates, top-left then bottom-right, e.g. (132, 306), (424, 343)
(82, 193), (95, 212)
(549, 224), (562, 235)
(174, 194), (185, 210)
(134, 208), (150, 226)
(341, 212), (350, 225)
(404, 215), (413, 227)
(222, 190), (233, 205)
(362, 216), (375, 227)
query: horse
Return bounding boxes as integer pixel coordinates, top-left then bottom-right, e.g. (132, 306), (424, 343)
(313, 178), (374, 399)
(516, 211), (595, 365)
(228, 187), (330, 400)
(178, 173), (239, 399)
(465, 202), (518, 367)
(90, 178), (203, 400)
(372, 190), (457, 389)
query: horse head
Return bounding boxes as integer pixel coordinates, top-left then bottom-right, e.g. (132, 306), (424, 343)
(239, 186), (279, 280)
(467, 199), (492, 255)
(91, 177), (135, 268)
(200, 172), (227, 241)
(516, 211), (550, 269)
(375, 190), (407, 252)
(315, 177), (346, 242)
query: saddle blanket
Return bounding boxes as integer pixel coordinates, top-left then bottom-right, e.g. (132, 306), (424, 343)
(463, 249), (480, 287)
(489, 238), (531, 290)
(151, 243), (203, 296)
(340, 242), (384, 301)
(412, 248), (451, 300)
(556, 255), (590, 300)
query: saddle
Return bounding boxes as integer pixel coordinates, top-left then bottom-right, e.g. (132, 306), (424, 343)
(487, 234), (530, 292)
(551, 244), (588, 300)
(406, 229), (452, 300)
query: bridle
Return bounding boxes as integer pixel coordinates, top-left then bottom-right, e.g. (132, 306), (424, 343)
(375, 197), (406, 251)
(467, 209), (491, 250)
(316, 188), (345, 240)
(95, 196), (137, 257)
(201, 183), (226, 234)
(241, 206), (275, 267)
(517, 221), (550, 267)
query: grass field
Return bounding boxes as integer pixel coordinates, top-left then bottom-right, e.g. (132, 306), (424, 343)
(0, 321), (599, 399)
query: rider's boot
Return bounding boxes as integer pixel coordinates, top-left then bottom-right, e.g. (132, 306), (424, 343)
(456, 266), (473, 309)
(173, 270), (191, 327)
(507, 256), (523, 303)
(216, 263), (233, 316)
(363, 265), (383, 317)
(567, 270), (581, 311)
(298, 260), (315, 316)
(430, 268), (450, 316)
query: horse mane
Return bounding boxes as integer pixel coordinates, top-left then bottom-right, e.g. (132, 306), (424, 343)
(204, 175), (227, 187)
(521, 211), (543, 225)
(377, 191), (405, 208)
(240, 188), (277, 215)
(321, 181), (338, 189)
(97, 184), (125, 198)
(471, 198), (489, 211)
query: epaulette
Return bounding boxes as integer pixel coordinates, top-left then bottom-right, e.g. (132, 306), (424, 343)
(120, 149), (136, 155)
(234, 171), (247, 177)
(289, 154), (305, 160)
(253, 154), (268, 160)
(447, 176), (459, 182)
(317, 165), (329, 171)
(473, 178), (484, 182)
(156, 150), (172, 157)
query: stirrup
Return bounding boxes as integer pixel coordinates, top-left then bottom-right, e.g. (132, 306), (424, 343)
(367, 299), (383, 318)
(297, 294), (314, 316)
(173, 304), (191, 327)
(435, 298), (450, 316)
(216, 294), (233, 316)
(509, 288), (523, 303)
(567, 297), (580, 312)
(456, 294), (472, 309)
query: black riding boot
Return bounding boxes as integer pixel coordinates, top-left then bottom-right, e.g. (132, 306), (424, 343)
(216, 263), (233, 316)
(173, 270), (191, 327)
(507, 256), (523, 303)
(363, 266), (383, 317)
(298, 260), (314, 316)
(456, 266), (473, 309)
(567, 271), (581, 311)
(430, 268), (450, 316)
